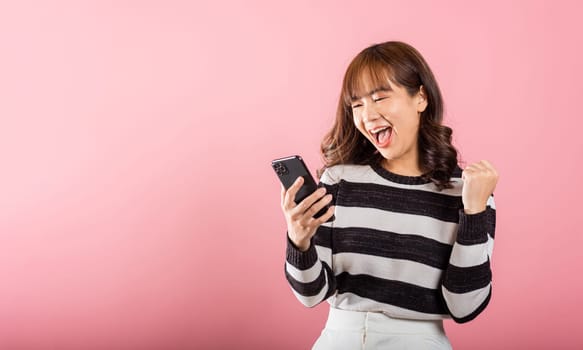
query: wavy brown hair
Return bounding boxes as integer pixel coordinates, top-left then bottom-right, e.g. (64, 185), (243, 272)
(319, 41), (458, 190)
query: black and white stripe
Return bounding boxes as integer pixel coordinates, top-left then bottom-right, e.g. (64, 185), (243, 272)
(337, 181), (463, 223)
(284, 164), (496, 323)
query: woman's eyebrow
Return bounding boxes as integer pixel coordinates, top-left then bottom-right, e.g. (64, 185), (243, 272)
(351, 85), (393, 101)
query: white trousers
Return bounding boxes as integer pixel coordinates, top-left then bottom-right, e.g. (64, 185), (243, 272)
(312, 307), (453, 350)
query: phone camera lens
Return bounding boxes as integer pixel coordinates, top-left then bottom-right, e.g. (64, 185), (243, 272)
(273, 163), (288, 175)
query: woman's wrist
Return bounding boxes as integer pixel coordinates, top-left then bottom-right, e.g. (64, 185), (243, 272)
(288, 232), (310, 252)
(463, 206), (486, 215)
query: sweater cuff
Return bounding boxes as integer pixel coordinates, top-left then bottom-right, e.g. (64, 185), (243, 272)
(457, 209), (489, 245)
(286, 234), (318, 270)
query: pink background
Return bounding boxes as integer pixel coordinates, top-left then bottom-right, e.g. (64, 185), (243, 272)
(0, 0), (581, 349)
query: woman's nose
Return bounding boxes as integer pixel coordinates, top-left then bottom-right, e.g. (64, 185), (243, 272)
(362, 103), (380, 122)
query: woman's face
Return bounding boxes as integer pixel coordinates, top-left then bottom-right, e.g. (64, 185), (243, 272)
(350, 78), (427, 172)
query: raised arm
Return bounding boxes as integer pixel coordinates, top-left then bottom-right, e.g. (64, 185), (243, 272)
(442, 196), (496, 322)
(282, 168), (338, 307)
(442, 160), (498, 322)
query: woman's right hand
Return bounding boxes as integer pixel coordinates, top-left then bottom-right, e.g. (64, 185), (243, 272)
(280, 176), (335, 252)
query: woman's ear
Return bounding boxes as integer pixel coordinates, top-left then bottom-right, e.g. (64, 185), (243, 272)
(417, 85), (428, 112)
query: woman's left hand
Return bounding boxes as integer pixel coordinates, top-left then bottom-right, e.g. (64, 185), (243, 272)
(461, 160), (499, 214)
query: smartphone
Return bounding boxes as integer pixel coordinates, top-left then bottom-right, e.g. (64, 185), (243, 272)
(271, 155), (331, 220)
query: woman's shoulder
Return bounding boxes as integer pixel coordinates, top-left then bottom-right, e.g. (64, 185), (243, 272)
(320, 163), (374, 184)
(435, 164), (464, 195)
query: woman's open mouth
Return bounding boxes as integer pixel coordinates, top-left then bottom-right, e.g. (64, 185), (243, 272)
(369, 126), (393, 148)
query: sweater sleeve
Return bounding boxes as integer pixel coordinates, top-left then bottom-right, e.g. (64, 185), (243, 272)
(284, 167), (339, 307)
(441, 195), (496, 323)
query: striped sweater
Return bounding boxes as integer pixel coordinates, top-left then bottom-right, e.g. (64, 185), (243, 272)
(285, 162), (496, 323)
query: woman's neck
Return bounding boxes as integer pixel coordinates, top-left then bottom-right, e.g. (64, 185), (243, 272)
(382, 157), (423, 177)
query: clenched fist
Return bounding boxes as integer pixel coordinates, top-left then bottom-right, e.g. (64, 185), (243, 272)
(461, 160), (499, 214)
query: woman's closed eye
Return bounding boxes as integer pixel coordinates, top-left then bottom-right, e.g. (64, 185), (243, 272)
(351, 96), (388, 108)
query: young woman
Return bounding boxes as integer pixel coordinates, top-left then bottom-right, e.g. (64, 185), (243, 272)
(280, 41), (498, 349)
